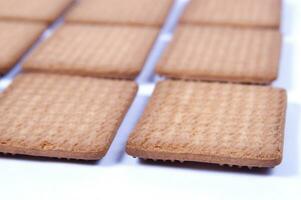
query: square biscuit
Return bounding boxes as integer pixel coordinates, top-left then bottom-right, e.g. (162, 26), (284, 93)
(23, 24), (158, 79)
(126, 80), (287, 167)
(0, 21), (46, 75)
(157, 25), (282, 84)
(180, 0), (281, 29)
(65, 0), (173, 27)
(0, 0), (74, 23)
(0, 73), (137, 160)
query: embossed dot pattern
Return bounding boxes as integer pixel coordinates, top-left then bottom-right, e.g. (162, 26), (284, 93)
(127, 80), (287, 167)
(0, 21), (45, 75)
(0, 73), (137, 160)
(0, 0), (73, 22)
(180, 0), (281, 28)
(157, 25), (281, 84)
(66, 0), (173, 26)
(24, 24), (158, 79)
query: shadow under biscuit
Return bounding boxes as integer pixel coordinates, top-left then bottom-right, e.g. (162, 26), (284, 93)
(136, 35), (171, 84)
(272, 103), (300, 177)
(138, 159), (272, 175)
(99, 94), (150, 166)
(0, 153), (99, 165)
(274, 40), (294, 90)
(281, 1), (295, 36)
(160, 0), (190, 35)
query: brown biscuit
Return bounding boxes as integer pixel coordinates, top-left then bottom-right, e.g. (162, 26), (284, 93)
(126, 80), (287, 167)
(23, 24), (158, 79)
(157, 25), (282, 84)
(0, 73), (137, 160)
(180, 0), (281, 29)
(65, 0), (173, 27)
(0, 21), (46, 75)
(0, 0), (74, 23)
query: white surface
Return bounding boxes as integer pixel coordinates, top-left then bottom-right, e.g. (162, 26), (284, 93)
(0, 0), (301, 199)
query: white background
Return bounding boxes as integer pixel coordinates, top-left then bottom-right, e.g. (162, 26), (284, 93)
(0, 0), (300, 199)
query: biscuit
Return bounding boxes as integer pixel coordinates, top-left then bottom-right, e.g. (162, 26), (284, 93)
(0, 21), (46, 75)
(126, 80), (287, 167)
(0, 73), (137, 160)
(157, 25), (282, 84)
(23, 24), (158, 79)
(180, 0), (281, 29)
(65, 0), (173, 26)
(0, 0), (74, 23)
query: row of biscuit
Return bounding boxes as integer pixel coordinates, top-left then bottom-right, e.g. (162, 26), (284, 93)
(0, 0), (73, 76)
(0, 0), (287, 168)
(125, 0), (287, 168)
(1, 0), (281, 82)
(0, 0), (172, 159)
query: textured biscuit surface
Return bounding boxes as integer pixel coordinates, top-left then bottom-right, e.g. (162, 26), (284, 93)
(157, 25), (281, 84)
(126, 80), (287, 167)
(0, 73), (137, 160)
(65, 0), (173, 26)
(24, 24), (158, 79)
(180, 0), (281, 29)
(0, 0), (73, 23)
(0, 21), (45, 75)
